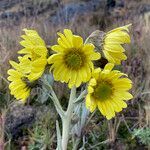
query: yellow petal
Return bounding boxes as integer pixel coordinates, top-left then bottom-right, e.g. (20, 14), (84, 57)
(89, 78), (97, 86)
(81, 68), (88, 82)
(85, 65), (92, 81)
(117, 99), (127, 108)
(86, 94), (97, 112)
(51, 45), (64, 52)
(122, 92), (133, 100)
(104, 44), (125, 53)
(53, 64), (65, 81)
(83, 43), (95, 54)
(47, 54), (62, 64)
(68, 70), (77, 88)
(64, 29), (73, 46)
(106, 31), (130, 44)
(111, 99), (122, 112)
(90, 52), (101, 60)
(107, 24), (132, 34)
(92, 68), (101, 79)
(75, 70), (82, 87)
(32, 58), (47, 68)
(73, 35), (83, 48)
(104, 63), (114, 72)
(105, 100), (115, 119)
(88, 86), (94, 94)
(114, 91), (133, 101)
(103, 50), (115, 63)
(97, 101), (107, 116)
(9, 61), (19, 69)
(7, 69), (22, 77)
(109, 51), (127, 61)
(57, 32), (72, 48)
(114, 78), (132, 87)
(58, 38), (68, 49)
(18, 48), (31, 54)
(60, 67), (70, 83)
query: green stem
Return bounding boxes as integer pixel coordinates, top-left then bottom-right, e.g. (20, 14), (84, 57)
(61, 86), (76, 150)
(43, 80), (65, 118)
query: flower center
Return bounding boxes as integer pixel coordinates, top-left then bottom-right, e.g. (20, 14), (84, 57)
(93, 82), (112, 100)
(65, 51), (83, 69)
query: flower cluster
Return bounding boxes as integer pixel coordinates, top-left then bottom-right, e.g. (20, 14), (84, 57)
(8, 29), (48, 103)
(8, 25), (133, 119)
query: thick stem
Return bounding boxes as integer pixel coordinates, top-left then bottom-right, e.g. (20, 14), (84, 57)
(61, 118), (70, 150)
(61, 86), (76, 150)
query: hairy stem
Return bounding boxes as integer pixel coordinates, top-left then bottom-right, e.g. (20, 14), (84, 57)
(61, 86), (76, 150)
(43, 80), (65, 118)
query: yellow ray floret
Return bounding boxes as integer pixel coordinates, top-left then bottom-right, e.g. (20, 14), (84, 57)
(102, 24), (131, 65)
(9, 55), (47, 81)
(18, 29), (48, 60)
(7, 69), (31, 103)
(86, 63), (133, 120)
(48, 29), (101, 88)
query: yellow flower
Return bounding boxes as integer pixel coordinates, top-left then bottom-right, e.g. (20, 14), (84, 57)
(48, 29), (101, 88)
(9, 55), (47, 81)
(16, 29), (48, 80)
(8, 57), (31, 102)
(8, 56), (47, 102)
(7, 29), (48, 102)
(86, 63), (133, 120)
(18, 29), (47, 60)
(102, 24), (131, 65)
(7, 69), (31, 103)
